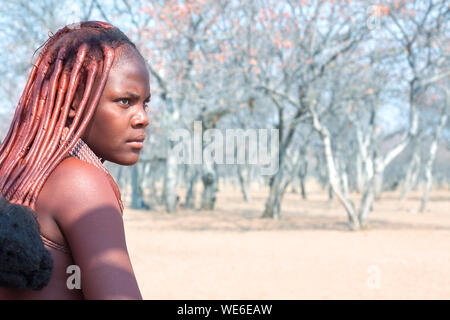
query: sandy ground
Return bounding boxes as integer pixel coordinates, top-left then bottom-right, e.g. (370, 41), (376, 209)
(123, 185), (450, 300)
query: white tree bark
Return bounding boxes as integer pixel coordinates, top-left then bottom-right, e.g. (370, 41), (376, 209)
(420, 96), (449, 212)
(184, 166), (199, 209)
(355, 153), (364, 193)
(237, 164), (251, 202)
(401, 140), (421, 200)
(130, 163), (148, 210)
(200, 163), (218, 210)
(298, 161), (308, 200)
(262, 172), (283, 219)
(309, 106), (359, 229)
(163, 140), (179, 213)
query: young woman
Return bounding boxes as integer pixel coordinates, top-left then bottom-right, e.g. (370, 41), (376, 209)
(0, 21), (150, 299)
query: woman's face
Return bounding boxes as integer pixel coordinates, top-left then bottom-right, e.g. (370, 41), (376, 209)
(81, 46), (151, 165)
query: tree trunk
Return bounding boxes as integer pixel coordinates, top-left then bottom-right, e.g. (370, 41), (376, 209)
(355, 153), (364, 193)
(184, 167), (199, 209)
(291, 177), (298, 194)
(116, 166), (124, 190)
(246, 165), (254, 190)
(358, 180), (375, 228)
(130, 164), (147, 209)
(373, 84), (419, 200)
(309, 107), (359, 229)
(373, 157), (385, 201)
(237, 165), (251, 202)
(262, 173), (283, 219)
(200, 164), (218, 210)
(147, 163), (161, 208)
(299, 175), (307, 200)
(298, 160), (308, 199)
(420, 103), (448, 212)
(339, 159), (350, 200)
(163, 140), (178, 213)
(401, 140), (421, 200)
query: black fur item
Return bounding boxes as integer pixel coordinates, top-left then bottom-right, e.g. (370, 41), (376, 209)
(0, 195), (53, 290)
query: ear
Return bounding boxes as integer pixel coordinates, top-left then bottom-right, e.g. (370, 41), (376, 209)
(69, 89), (83, 119)
(68, 105), (77, 118)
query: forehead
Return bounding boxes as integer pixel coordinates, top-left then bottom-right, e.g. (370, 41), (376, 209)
(105, 47), (150, 93)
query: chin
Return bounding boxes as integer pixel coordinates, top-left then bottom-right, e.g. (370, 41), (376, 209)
(111, 154), (140, 166)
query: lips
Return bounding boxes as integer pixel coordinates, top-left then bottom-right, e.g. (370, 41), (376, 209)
(128, 134), (146, 143)
(127, 134), (146, 149)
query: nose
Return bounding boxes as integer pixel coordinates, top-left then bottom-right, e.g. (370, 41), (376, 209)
(131, 105), (150, 128)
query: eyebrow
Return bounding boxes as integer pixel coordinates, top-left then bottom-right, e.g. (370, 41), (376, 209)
(122, 91), (151, 101)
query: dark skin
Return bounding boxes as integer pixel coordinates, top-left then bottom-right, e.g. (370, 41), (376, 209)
(0, 45), (150, 300)
(79, 46), (151, 165)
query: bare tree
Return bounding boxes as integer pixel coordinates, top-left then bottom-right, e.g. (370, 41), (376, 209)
(420, 87), (449, 212)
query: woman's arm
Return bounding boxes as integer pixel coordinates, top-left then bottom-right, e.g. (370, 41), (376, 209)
(50, 158), (142, 300)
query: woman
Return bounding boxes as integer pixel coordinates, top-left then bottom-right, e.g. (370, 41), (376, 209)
(0, 21), (150, 299)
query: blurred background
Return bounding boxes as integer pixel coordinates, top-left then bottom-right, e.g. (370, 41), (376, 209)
(0, 0), (449, 299)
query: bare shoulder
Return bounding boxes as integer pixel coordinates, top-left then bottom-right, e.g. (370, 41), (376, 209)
(47, 157), (109, 188)
(42, 157), (121, 222)
(42, 158), (141, 299)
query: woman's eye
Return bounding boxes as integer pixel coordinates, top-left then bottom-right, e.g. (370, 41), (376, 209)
(117, 98), (129, 105)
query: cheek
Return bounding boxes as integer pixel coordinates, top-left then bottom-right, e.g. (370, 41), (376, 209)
(92, 108), (124, 137)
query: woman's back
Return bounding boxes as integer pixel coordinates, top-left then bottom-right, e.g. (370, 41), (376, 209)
(0, 157), (85, 299)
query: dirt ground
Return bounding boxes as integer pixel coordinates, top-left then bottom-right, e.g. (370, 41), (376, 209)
(123, 183), (450, 300)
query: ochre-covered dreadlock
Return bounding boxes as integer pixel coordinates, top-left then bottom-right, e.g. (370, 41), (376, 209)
(0, 21), (137, 211)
